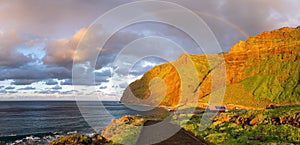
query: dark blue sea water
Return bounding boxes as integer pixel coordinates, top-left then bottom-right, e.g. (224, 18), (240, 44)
(0, 101), (143, 145)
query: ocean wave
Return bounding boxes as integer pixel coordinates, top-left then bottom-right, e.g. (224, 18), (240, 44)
(0, 131), (83, 145)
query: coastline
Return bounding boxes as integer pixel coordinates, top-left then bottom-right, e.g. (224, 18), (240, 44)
(48, 104), (300, 145)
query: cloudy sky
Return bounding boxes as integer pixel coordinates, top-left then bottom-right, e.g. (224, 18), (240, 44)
(0, 0), (299, 100)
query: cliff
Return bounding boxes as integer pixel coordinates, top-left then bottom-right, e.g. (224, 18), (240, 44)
(121, 26), (300, 109)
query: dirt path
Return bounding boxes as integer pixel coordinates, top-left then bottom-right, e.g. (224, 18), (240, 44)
(135, 120), (213, 145)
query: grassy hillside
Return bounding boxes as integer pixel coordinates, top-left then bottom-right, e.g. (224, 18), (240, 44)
(121, 26), (300, 109)
(178, 105), (300, 144)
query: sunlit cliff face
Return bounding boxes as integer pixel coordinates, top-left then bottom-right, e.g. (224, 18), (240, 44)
(121, 26), (300, 109)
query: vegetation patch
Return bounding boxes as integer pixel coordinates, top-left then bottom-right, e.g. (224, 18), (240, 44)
(101, 115), (145, 145)
(47, 134), (118, 145)
(177, 105), (300, 144)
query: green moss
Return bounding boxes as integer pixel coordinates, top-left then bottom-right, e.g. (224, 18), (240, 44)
(101, 115), (145, 145)
(240, 58), (299, 103)
(177, 105), (300, 144)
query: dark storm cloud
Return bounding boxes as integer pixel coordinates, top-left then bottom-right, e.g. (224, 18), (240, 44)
(51, 85), (62, 90)
(7, 91), (18, 94)
(0, 66), (45, 81)
(18, 86), (36, 90)
(61, 90), (77, 95)
(46, 66), (72, 79)
(99, 86), (108, 89)
(11, 79), (38, 85)
(35, 90), (60, 94)
(95, 72), (110, 83)
(0, 65), (71, 82)
(5, 86), (15, 90)
(44, 79), (58, 85)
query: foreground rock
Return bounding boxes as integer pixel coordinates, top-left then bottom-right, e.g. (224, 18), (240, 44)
(47, 134), (119, 145)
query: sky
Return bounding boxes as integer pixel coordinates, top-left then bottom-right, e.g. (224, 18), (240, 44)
(0, 0), (299, 100)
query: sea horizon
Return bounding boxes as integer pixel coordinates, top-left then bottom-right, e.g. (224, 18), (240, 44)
(0, 101), (142, 144)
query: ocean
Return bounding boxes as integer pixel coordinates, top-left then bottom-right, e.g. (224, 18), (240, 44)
(0, 101), (143, 145)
